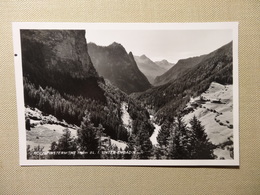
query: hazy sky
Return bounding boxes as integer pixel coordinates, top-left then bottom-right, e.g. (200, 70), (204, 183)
(86, 30), (232, 63)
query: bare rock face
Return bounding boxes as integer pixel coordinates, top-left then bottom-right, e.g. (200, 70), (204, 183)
(21, 30), (98, 79)
(21, 30), (105, 102)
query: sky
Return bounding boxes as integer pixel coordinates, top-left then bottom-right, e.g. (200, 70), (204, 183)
(86, 29), (232, 63)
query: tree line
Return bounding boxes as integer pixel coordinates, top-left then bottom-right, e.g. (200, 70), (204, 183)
(27, 113), (215, 160)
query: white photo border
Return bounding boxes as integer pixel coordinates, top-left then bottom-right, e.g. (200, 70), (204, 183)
(12, 22), (239, 166)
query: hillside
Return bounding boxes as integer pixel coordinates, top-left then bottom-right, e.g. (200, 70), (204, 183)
(154, 55), (206, 86)
(134, 55), (166, 84)
(88, 42), (151, 94)
(26, 107), (127, 153)
(154, 42), (232, 86)
(182, 82), (233, 159)
(137, 41), (233, 124)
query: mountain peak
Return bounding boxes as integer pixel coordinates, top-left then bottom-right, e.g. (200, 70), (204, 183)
(88, 42), (97, 46)
(129, 51), (134, 58)
(154, 59), (175, 73)
(140, 54), (148, 59)
(108, 42), (128, 54)
(134, 55), (167, 84)
(161, 59), (168, 63)
(88, 42), (151, 94)
(109, 42), (123, 48)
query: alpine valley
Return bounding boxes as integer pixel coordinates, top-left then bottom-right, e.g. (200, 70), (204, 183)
(21, 30), (234, 160)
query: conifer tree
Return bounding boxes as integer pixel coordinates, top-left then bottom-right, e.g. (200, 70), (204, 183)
(155, 120), (173, 159)
(57, 129), (77, 151)
(134, 130), (153, 159)
(49, 128), (77, 159)
(189, 116), (215, 159)
(167, 116), (190, 159)
(77, 112), (103, 159)
(157, 121), (171, 147)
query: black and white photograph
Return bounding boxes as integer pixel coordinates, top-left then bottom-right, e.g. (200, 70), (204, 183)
(13, 22), (239, 166)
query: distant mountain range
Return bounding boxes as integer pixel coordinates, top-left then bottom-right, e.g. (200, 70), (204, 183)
(154, 59), (175, 71)
(88, 42), (151, 94)
(134, 55), (166, 84)
(137, 41), (233, 123)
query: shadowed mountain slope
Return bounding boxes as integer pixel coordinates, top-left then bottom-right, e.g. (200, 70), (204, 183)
(88, 42), (151, 94)
(21, 30), (105, 101)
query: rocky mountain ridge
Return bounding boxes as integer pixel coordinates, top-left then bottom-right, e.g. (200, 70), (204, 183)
(88, 42), (151, 94)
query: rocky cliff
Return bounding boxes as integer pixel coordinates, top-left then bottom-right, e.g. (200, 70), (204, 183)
(21, 30), (105, 101)
(21, 30), (98, 78)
